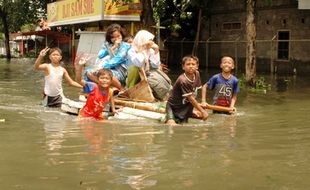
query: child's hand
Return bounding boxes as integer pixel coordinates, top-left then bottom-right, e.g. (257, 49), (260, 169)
(201, 110), (209, 120)
(39, 47), (50, 57)
(200, 102), (209, 108)
(229, 107), (237, 114)
(78, 57), (87, 65)
(112, 108), (122, 115)
(192, 109), (208, 120)
(166, 119), (178, 126)
(160, 64), (169, 72)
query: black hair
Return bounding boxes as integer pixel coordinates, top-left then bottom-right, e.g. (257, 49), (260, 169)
(181, 55), (199, 65)
(49, 47), (62, 55)
(123, 34), (134, 43)
(96, 68), (113, 79)
(105, 24), (126, 44)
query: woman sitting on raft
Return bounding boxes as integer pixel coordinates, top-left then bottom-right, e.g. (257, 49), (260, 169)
(126, 30), (172, 100)
(126, 30), (160, 88)
(87, 23), (130, 91)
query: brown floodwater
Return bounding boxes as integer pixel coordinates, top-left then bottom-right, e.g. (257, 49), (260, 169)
(0, 59), (309, 190)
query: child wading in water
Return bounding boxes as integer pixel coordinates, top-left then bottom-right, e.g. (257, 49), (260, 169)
(76, 60), (116, 120)
(166, 55), (208, 126)
(34, 47), (82, 107)
(201, 56), (240, 114)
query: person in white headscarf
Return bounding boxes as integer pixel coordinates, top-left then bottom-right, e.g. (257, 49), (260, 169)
(126, 30), (160, 88)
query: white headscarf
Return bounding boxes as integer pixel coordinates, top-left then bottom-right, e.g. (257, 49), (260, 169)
(132, 30), (154, 52)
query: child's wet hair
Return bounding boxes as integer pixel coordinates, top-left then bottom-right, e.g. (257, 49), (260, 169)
(181, 55), (199, 65)
(49, 47), (62, 55)
(96, 68), (113, 79)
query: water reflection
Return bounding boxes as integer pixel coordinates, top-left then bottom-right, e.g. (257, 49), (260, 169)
(109, 125), (162, 189)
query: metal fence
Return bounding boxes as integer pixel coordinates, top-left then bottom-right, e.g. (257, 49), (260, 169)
(165, 39), (310, 75)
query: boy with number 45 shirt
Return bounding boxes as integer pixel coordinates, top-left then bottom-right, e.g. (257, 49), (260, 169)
(201, 56), (240, 114)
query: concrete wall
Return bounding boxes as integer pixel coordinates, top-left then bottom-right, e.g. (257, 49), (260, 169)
(197, 0), (310, 74)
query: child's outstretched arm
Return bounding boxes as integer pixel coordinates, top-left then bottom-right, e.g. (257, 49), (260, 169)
(34, 47), (50, 74)
(75, 59), (87, 87)
(187, 95), (208, 120)
(63, 69), (83, 88)
(229, 94), (237, 113)
(109, 95), (116, 114)
(201, 83), (208, 107)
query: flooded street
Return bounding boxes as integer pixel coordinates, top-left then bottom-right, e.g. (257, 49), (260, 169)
(0, 59), (310, 190)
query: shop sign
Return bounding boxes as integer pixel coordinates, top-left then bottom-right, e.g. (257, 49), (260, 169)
(47, 0), (103, 26)
(47, 0), (141, 26)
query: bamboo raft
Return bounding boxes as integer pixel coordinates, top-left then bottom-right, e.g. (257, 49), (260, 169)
(61, 31), (232, 121)
(61, 95), (232, 121)
(61, 97), (166, 121)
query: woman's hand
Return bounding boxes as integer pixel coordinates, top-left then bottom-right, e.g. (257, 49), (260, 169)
(112, 39), (122, 50)
(151, 43), (159, 54)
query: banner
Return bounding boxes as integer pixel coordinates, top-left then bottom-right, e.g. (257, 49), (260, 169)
(298, 0), (310, 9)
(47, 0), (104, 26)
(103, 0), (141, 21)
(47, 0), (141, 26)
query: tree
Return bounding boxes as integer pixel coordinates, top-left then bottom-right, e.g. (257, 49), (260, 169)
(190, 0), (210, 55)
(140, 0), (155, 29)
(120, 0), (155, 30)
(0, 0), (48, 60)
(245, 0), (257, 86)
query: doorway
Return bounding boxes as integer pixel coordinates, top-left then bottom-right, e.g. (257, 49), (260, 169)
(277, 31), (290, 60)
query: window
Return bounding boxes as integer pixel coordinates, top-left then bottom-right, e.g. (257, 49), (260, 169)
(277, 31), (290, 60)
(222, 22), (241, 30)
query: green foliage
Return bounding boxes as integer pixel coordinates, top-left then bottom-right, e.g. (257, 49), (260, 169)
(239, 74), (271, 94)
(0, 0), (48, 33)
(238, 74), (247, 90)
(153, 0), (210, 39)
(21, 24), (36, 32)
(24, 51), (37, 58)
(255, 76), (269, 89)
(153, 0), (167, 24)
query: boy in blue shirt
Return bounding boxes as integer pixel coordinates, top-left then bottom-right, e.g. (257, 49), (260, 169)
(201, 56), (240, 114)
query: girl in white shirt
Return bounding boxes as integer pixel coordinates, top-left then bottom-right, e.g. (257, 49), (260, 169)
(34, 47), (82, 107)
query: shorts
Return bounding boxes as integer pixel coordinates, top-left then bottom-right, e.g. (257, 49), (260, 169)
(43, 94), (62, 107)
(165, 103), (188, 124)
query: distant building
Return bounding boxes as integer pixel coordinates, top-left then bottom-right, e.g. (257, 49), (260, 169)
(205, 0), (310, 74)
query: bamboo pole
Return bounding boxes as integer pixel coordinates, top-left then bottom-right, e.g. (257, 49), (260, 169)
(201, 104), (233, 113)
(114, 99), (166, 113)
(115, 98), (233, 114)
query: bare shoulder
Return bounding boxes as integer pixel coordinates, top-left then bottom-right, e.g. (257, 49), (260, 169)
(36, 63), (49, 70)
